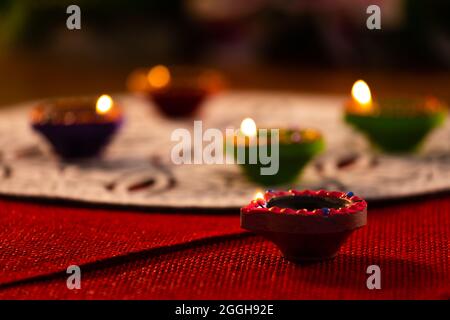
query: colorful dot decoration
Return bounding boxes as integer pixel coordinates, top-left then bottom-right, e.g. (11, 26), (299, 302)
(242, 189), (367, 216)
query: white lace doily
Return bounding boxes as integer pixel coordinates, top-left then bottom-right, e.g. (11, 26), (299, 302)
(0, 92), (448, 209)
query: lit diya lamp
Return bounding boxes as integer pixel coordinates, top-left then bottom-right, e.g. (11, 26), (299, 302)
(226, 118), (325, 186)
(241, 189), (367, 262)
(31, 95), (123, 159)
(128, 65), (225, 118)
(344, 80), (447, 153)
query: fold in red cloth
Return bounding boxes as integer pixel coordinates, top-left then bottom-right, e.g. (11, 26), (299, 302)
(0, 196), (448, 299)
(0, 199), (242, 285)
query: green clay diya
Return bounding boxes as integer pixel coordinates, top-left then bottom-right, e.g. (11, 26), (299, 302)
(344, 80), (447, 153)
(226, 119), (325, 186)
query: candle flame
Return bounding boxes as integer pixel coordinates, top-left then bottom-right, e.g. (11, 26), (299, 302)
(351, 80), (372, 106)
(240, 118), (257, 137)
(148, 65), (171, 89)
(254, 191), (264, 200)
(96, 94), (113, 114)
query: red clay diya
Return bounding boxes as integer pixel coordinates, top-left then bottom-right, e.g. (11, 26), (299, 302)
(128, 65), (225, 118)
(344, 80), (447, 153)
(31, 95), (123, 159)
(241, 189), (367, 262)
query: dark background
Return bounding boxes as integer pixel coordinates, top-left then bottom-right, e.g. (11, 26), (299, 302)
(0, 0), (449, 105)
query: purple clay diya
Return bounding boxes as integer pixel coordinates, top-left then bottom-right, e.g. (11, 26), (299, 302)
(241, 189), (367, 262)
(31, 95), (123, 159)
(128, 65), (225, 118)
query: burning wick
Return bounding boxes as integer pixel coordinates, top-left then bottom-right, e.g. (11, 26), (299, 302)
(351, 80), (372, 111)
(254, 191), (266, 208)
(240, 118), (257, 137)
(254, 191), (264, 200)
(96, 94), (113, 115)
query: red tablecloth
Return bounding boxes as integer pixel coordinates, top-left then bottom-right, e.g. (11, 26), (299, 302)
(0, 196), (448, 300)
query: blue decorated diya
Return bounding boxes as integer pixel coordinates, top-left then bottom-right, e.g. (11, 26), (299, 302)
(31, 95), (123, 159)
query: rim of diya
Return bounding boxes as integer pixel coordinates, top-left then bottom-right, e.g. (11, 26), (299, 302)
(241, 189), (367, 234)
(229, 127), (324, 147)
(127, 65), (226, 96)
(31, 96), (123, 126)
(345, 96), (447, 118)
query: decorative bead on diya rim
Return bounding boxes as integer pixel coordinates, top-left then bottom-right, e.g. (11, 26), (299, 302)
(241, 189), (367, 262)
(344, 80), (447, 153)
(31, 95), (123, 159)
(226, 118), (325, 186)
(127, 65), (225, 118)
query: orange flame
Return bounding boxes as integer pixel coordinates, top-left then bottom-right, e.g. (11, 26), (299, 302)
(148, 65), (171, 89)
(351, 80), (372, 108)
(96, 94), (113, 114)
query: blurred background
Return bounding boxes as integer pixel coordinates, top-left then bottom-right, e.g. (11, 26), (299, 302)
(0, 0), (449, 106)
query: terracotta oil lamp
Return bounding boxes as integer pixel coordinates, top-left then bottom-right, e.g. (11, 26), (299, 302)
(31, 95), (123, 159)
(241, 189), (367, 262)
(128, 65), (225, 118)
(226, 118), (325, 186)
(344, 80), (447, 153)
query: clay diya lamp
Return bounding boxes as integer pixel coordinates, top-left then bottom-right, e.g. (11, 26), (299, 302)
(344, 80), (447, 153)
(226, 118), (325, 186)
(128, 65), (225, 118)
(241, 189), (367, 262)
(31, 95), (123, 159)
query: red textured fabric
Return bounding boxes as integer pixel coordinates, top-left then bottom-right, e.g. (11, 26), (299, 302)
(0, 196), (448, 299)
(0, 200), (242, 284)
